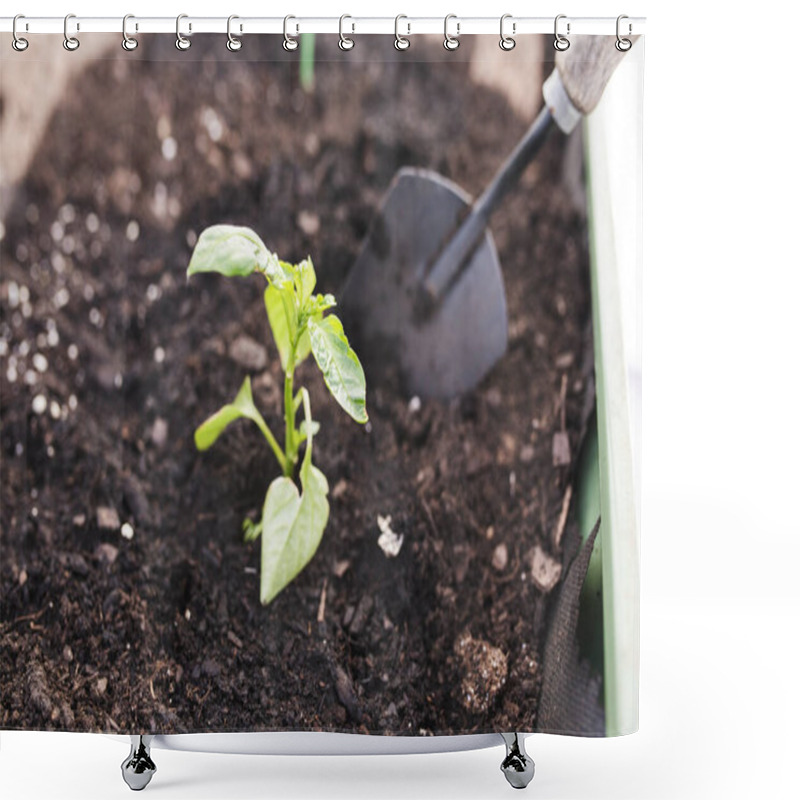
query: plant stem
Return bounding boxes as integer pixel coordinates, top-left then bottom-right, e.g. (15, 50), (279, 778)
(283, 344), (297, 477)
(253, 414), (290, 476)
(299, 33), (315, 93)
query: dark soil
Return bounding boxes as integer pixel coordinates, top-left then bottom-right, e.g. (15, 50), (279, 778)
(0, 36), (592, 735)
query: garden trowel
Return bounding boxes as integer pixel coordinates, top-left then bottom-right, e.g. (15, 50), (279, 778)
(339, 35), (636, 398)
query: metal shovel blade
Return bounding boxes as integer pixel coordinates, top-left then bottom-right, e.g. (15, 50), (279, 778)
(339, 168), (507, 399)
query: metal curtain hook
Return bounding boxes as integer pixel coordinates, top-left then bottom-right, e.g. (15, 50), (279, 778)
(283, 15), (298, 51)
(227, 15), (242, 51)
(176, 13), (191, 50)
(443, 14), (460, 51)
(499, 14), (516, 51)
(616, 14), (632, 51)
(12, 14), (29, 52)
(394, 14), (410, 51)
(339, 14), (354, 50)
(554, 14), (570, 51)
(63, 13), (80, 51)
(122, 14), (139, 51)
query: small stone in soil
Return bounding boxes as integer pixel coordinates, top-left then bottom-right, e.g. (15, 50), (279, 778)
(332, 663), (362, 722)
(94, 677), (108, 696)
(123, 474), (151, 523)
(151, 417), (169, 448)
(229, 335), (268, 371)
(162, 137), (178, 161)
(59, 552), (89, 577)
(492, 543), (508, 572)
(454, 633), (508, 714)
(28, 664), (52, 715)
(121, 522), (134, 540)
(297, 210), (320, 236)
(304, 132), (320, 156)
(453, 544), (472, 584)
(500, 432), (517, 461)
(555, 351), (575, 369)
(552, 431), (571, 466)
(232, 152), (253, 180)
(96, 506), (120, 531)
(530, 544), (562, 593)
(201, 658), (221, 677)
(333, 559), (350, 578)
(485, 387), (502, 408)
(348, 595), (373, 636)
(32, 394), (47, 415)
(377, 514), (403, 558)
(94, 542), (119, 565)
(73, 513), (86, 527)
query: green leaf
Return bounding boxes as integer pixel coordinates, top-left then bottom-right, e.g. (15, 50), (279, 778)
(307, 293), (336, 314)
(295, 258), (316, 304)
(242, 516), (262, 543)
(298, 418), (320, 441)
(260, 389), (329, 605)
(264, 285), (293, 371)
(194, 376), (269, 451)
(274, 260), (297, 286)
(264, 285), (314, 371)
(307, 314), (368, 423)
(187, 225), (276, 279)
(296, 328), (313, 365)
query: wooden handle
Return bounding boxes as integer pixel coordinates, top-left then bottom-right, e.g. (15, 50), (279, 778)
(555, 35), (638, 115)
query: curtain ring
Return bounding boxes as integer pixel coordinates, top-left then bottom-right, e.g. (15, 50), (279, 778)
(12, 14), (29, 52)
(339, 14), (354, 51)
(616, 14), (632, 52)
(122, 14), (139, 51)
(283, 15), (298, 51)
(394, 14), (410, 51)
(553, 14), (570, 51)
(499, 14), (515, 51)
(176, 13), (191, 50)
(63, 13), (80, 51)
(443, 14), (460, 51)
(227, 15), (242, 51)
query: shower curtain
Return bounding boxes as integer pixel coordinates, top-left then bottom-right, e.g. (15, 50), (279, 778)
(0, 28), (643, 741)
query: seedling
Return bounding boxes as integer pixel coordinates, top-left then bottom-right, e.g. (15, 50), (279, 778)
(187, 225), (368, 604)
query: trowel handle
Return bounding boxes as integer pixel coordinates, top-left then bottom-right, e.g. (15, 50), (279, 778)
(423, 35), (636, 303)
(422, 105), (554, 303)
(555, 34), (639, 116)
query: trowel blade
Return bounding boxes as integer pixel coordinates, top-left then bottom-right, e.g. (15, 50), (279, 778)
(339, 168), (508, 399)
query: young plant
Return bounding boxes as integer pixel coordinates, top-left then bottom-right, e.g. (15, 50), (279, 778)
(187, 225), (368, 605)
